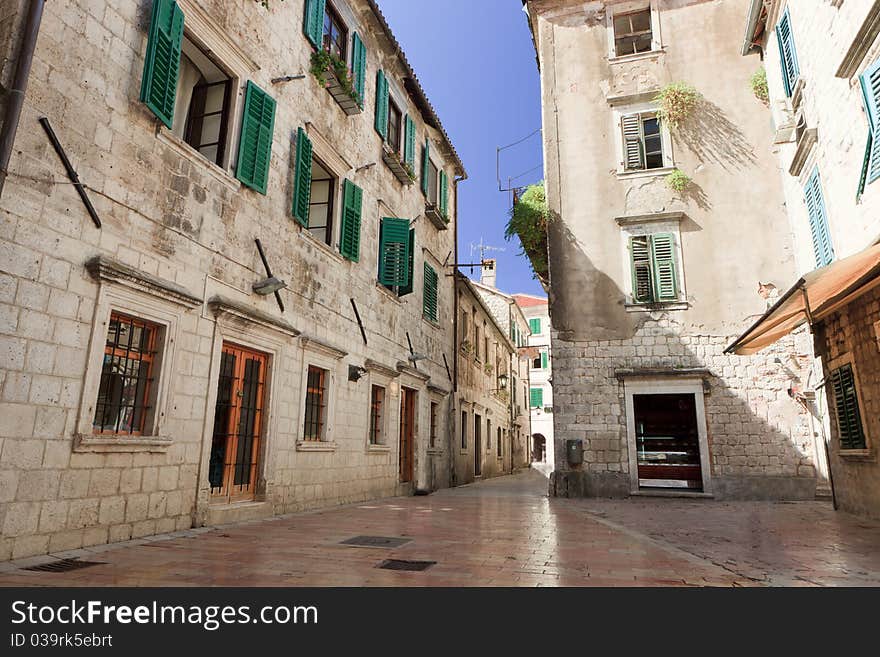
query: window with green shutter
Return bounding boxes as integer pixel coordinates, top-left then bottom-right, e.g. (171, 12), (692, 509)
(375, 70), (389, 139)
(529, 318), (541, 334)
(858, 58), (880, 197)
(292, 127), (312, 225)
(378, 217), (411, 288)
(398, 228), (416, 296)
(404, 115), (416, 169)
(423, 262), (438, 322)
(140, 0), (184, 129)
(775, 6), (800, 97)
(651, 233), (678, 301)
(541, 351), (548, 369)
(339, 179), (362, 261)
(421, 138), (430, 196)
(830, 364), (866, 451)
(628, 233), (680, 304)
(351, 33), (367, 108)
(303, 0), (326, 49)
(439, 170), (448, 218)
(530, 388), (543, 409)
(235, 81), (276, 194)
(803, 168), (835, 268)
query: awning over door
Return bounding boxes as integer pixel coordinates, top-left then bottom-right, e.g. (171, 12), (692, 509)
(725, 243), (880, 355)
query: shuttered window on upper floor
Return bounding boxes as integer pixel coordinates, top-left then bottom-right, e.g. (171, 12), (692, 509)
(830, 364), (867, 451)
(621, 113), (663, 171)
(140, 0), (184, 129)
(803, 168), (835, 268)
(378, 217), (412, 289)
(628, 233), (679, 304)
(235, 81), (276, 194)
(858, 58), (880, 198)
(423, 263), (439, 322)
(775, 6), (800, 98)
(530, 387), (543, 409)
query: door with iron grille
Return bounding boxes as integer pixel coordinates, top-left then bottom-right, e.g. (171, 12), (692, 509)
(399, 388), (415, 483)
(209, 343), (268, 503)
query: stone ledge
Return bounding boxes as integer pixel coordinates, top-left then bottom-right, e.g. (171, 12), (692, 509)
(296, 440), (338, 453)
(300, 335), (347, 359)
(73, 434), (172, 454)
(86, 256), (202, 308)
(208, 296), (299, 337)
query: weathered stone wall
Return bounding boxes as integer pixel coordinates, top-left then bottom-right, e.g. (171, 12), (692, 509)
(0, 0), (460, 559)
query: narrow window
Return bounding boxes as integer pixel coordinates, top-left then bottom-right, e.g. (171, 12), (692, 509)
(430, 401), (438, 448)
(387, 99), (403, 154)
(532, 352), (542, 370)
(303, 365), (327, 441)
(530, 387), (543, 409)
(487, 419), (492, 452)
(621, 113), (663, 171)
(308, 157), (336, 246)
(613, 8), (653, 56)
(93, 313), (160, 436)
(831, 365), (867, 450)
(629, 233), (679, 303)
(775, 7), (800, 97)
(461, 410), (468, 449)
(497, 427), (502, 458)
(369, 385), (385, 445)
(427, 159), (439, 205)
(322, 1), (348, 60)
(529, 318), (541, 334)
(803, 168), (835, 268)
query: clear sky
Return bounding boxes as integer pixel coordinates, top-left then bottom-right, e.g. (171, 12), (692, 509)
(378, 0), (545, 297)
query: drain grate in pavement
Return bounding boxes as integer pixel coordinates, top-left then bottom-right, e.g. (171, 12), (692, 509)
(377, 559), (436, 572)
(23, 559), (105, 573)
(340, 536), (411, 548)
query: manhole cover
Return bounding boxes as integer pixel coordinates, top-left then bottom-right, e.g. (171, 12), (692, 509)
(377, 559), (436, 572)
(340, 536), (411, 548)
(23, 559), (105, 573)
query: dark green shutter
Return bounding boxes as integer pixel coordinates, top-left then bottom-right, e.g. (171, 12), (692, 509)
(541, 351), (548, 369)
(439, 170), (448, 217)
(236, 81), (276, 194)
(530, 388), (543, 408)
(140, 0), (184, 129)
(351, 33), (367, 108)
(292, 127), (312, 226)
(775, 7), (800, 97)
(404, 115), (416, 169)
(830, 364), (866, 450)
(630, 236), (653, 303)
(303, 0), (326, 49)
(378, 217), (411, 287)
(804, 167), (835, 267)
(650, 233), (678, 301)
(340, 179), (362, 261)
(423, 263), (438, 321)
(398, 228), (416, 296)
(374, 70), (389, 138)
(859, 58), (880, 185)
(529, 318), (540, 334)
(421, 138), (430, 196)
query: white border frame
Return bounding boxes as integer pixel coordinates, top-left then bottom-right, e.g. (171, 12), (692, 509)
(296, 344), (342, 451)
(618, 218), (687, 306)
(606, 0), (664, 62)
(612, 102), (675, 176)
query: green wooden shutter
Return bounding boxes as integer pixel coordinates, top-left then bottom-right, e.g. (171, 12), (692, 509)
(423, 262), (438, 321)
(398, 228), (416, 296)
(236, 81), (276, 194)
(804, 168), (835, 267)
(859, 58), (880, 185)
(830, 365), (866, 450)
(858, 132), (873, 200)
(541, 351), (548, 369)
(530, 388), (543, 409)
(529, 318), (540, 334)
(351, 33), (367, 108)
(340, 179), (362, 261)
(629, 235), (653, 303)
(404, 115), (416, 169)
(421, 138), (430, 196)
(378, 217), (411, 287)
(303, 0), (326, 49)
(140, 0), (184, 129)
(650, 233), (678, 302)
(775, 7), (800, 97)
(374, 70), (389, 138)
(439, 170), (448, 217)
(621, 114), (644, 170)
(292, 127), (312, 226)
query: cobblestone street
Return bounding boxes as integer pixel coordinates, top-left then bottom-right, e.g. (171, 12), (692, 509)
(2, 470), (878, 587)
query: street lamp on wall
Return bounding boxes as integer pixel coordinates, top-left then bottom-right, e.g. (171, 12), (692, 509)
(491, 373), (509, 393)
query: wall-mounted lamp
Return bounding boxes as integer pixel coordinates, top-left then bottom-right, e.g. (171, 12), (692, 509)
(491, 373), (509, 393)
(348, 365), (368, 382)
(408, 353), (428, 363)
(356, 162), (376, 173)
(253, 276), (287, 296)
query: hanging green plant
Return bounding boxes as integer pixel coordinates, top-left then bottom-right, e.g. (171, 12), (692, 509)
(654, 82), (701, 130)
(505, 182), (550, 284)
(310, 50), (360, 105)
(666, 168), (691, 192)
(750, 68), (769, 103)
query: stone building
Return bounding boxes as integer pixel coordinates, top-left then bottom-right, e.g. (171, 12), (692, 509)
(453, 275), (523, 484)
(522, 0), (821, 499)
(0, 0), (464, 560)
(512, 293), (554, 475)
(728, 0), (880, 518)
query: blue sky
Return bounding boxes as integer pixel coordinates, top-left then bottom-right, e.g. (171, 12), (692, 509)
(378, 0), (545, 296)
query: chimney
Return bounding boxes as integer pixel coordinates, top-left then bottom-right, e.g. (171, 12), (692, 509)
(481, 259), (497, 288)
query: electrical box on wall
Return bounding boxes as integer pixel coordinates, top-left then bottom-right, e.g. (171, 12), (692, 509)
(566, 439), (583, 465)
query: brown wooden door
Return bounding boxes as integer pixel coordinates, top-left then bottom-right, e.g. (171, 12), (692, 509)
(399, 388), (415, 483)
(209, 343), (268, 503)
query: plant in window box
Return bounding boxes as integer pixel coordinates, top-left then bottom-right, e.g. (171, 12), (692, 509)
(484, 362), (494, 375)
(310, 50), (361, 107)
(460, 340), (473, 355)
(654, 82), (701, 131)
(496, 389), (510, 402)
(666, 168), (691, 192)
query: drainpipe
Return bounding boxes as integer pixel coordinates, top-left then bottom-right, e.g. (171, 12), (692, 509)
(0, 0), (45, 200)
(449, 175), (464, 487)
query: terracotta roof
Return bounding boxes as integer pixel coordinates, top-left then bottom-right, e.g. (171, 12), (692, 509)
(512, 294), (548, 308)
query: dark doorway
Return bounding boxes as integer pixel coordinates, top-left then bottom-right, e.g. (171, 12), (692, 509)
(532, 434), (546, 462)
(474, 413), (482, 476)
(633, 393), (703, 490)
(399, 387), (415, 483)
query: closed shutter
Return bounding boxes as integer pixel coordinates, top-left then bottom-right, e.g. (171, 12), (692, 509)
(421, 138), (430, 196)
(775, 7), (800, 97)
(541, 351), (548, 369)
(803, 168), (835, 267)
(630, 235), (653, 303)
(859, 58), (880, 185)
(374, 70), (389, 138)
(140, 0), (184, 129)
(530, 388), (543, 409)
(303, 0), (326, 49)
(236, 81), (276, 194)
(423, 262), (438, 321)
(830, 365), (866, 450)
(291, 127), (312, 226)
(650, 233), (678, 302)
(340, 179), (362, 261)
(351, 33), (367, 108)
(439, 170), (448, 217)
(378, 217), (411, 287)
(621, 114), (644, 170)
(398, 228), (416, 296)
(529, 318), (540, 334)
(404, 115), (416, 169)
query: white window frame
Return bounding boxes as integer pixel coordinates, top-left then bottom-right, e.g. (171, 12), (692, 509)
(296, 338), (345, 451)
(613, 101), (675, 177)
(619, 218), (687, 310)
(606, 0), (663, 62)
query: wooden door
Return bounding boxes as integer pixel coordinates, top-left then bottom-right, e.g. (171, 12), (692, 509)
(399, 388), (415, 483)
(474, 414), (482, 476)
(209, 343), (267, 503)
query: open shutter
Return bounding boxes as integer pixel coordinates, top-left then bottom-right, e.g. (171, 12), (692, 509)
(621, 114), (644, 170)
(140, 0), (184, 129)
(421, 138), (430, 196)
(374, 70), (389, 138)
(398, 228), (416, 296)
(775, 7), (800, 97)
(236, 81), (276, 194)
(651, 233), (678, 302)
(340, 179), (362, 261)
(530, 388), (543, 409)
(858, 132), (873, 200)
(859, 59), (880, 185)
(804, 168), (835, 267)
(439, 170), (448, 217)
(378, 218), (411, 287)
(303, 0), (326, 49)
(351, 33), (367, 108)
(541, 351), (548, 369)
(629, 236), (653, 303)
(423, 262), (438, 321)
(404, 115), (416, 169)
(831, 365), (866, 450)
(291, 127), (312, 225)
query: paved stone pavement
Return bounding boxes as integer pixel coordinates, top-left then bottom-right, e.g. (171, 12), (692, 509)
(1, 470), (878, 587)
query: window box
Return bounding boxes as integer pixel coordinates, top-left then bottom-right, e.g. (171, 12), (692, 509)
(788, 126), (817, 177)
(424, 202), (448, 230)
(382, 143), (416, 185)
(311, 51), (362, 116)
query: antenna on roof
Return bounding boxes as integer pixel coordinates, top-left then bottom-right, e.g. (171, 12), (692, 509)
(467, 238), (505, 276)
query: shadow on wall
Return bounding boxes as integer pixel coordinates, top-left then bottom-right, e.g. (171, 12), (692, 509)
(546, 217), (817, 500)
(675, 98), (758, 172)
(678, 178), (711, 212)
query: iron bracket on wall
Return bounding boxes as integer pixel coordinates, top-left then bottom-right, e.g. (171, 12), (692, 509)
(39, 117), (101, 229)
(254, 238), (284, 313)
(350, 298), (368, 345)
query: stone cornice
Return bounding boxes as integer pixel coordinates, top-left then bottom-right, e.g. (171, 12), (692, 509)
(207, 296), (299, 337)
(85, 255), (202, 308)
(364, 358), (400, 378)
(300, 335), (347, 360)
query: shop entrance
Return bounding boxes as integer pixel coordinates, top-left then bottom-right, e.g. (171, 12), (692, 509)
(633, 393), (703, 490)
